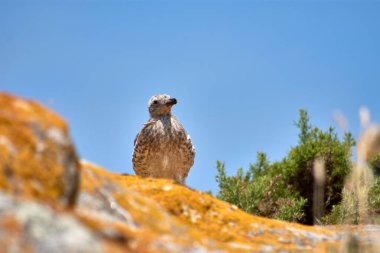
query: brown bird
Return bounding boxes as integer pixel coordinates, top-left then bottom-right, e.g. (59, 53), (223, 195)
(132, 94), (195, 183)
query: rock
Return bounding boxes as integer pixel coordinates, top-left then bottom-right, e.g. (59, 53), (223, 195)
(0, 93), (79, 207)
(77, 161), (221, 253)
(78, 161), (342, 253)
(0, 191), (102, 253)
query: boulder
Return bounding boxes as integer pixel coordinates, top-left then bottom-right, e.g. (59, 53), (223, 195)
(0, 191), (101, 253)
(0, 93), (79, 207)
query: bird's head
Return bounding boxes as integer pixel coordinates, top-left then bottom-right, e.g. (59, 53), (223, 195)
(148, 94), (177, 117)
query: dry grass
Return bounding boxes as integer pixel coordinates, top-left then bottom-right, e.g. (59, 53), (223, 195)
(329, 108), (380, 252)
(313, 158), (326, 224)
(332, 107), (380, 225)
(341, 163), (374, 224)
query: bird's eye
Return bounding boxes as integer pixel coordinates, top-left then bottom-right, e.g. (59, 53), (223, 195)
(153, 100), (158, 104)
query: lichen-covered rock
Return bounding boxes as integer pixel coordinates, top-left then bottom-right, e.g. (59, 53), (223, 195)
(78, 161), (341, 253)
(77, 161), (223, 253)
(0, 191), (102, 253)
(0, 93), (79, 207)
(77, 162), (380, 253)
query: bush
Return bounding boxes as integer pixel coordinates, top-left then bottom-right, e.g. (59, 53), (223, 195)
(369, 177), (380, 221)
(369, 155), (380, 177)
(216, 109), (355, 224)
(323, 155), (380, 225)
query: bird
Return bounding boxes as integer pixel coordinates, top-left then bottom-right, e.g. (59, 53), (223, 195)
(132, 94), (195, 184)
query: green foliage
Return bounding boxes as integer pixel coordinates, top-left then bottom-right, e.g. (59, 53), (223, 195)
(369, 177), (380, 221)
(369, 155), (380, 177)
(322, 204), (346, 225)
(325, 176), (380, 225)
(324, 155), (380, 225)
(322, 188), (360, 225)
(216, 109), (355, 224)
(216, 157), (307, 222)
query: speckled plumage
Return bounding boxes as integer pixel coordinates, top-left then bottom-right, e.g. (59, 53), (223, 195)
(132, 94), (195, 183)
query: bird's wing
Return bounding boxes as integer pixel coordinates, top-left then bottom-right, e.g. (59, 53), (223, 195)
(134, 119), (157, 146)
(186, 134), (196, 158)
(180, 131), (196, 181)
(133, 133), (139, 146)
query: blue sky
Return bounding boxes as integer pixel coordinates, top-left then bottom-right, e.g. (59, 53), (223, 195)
(1, 0), (379, 193)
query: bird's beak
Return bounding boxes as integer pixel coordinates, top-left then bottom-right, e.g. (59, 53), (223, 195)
(166, 98), (177, 106)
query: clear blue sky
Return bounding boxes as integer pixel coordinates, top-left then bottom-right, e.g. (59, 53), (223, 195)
(1, 0), (379, 193)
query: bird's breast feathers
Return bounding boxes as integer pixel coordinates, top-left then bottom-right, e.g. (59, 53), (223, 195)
(141, 117), (185, 139)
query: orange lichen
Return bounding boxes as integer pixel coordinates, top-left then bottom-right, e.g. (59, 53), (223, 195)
(78, 161), (226, 252)
(0, 214), (34, 253)
(0, 93), (79, 207)
(79, 161), (345, 252)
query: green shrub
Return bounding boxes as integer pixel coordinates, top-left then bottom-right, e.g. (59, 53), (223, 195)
(369, 177), (380, 223)
(216, 109), (355, 224)
(369, 155), (380, 177)
(324, 155), (380, 225)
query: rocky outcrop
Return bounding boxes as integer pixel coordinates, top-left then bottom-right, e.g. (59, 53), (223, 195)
(0, 191), (101, 253)
(0, 93), (79, 207)
(0, 92), (379, 253)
